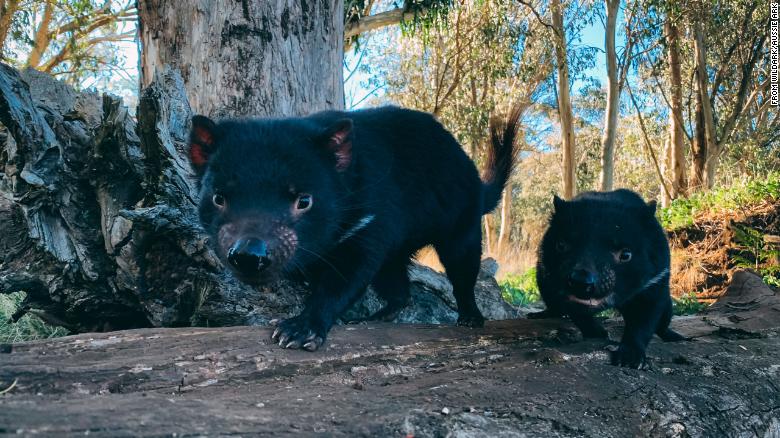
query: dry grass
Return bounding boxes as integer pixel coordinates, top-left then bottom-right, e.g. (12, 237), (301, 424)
(414, 244), (536, 280)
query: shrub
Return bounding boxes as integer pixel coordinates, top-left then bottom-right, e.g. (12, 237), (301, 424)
(0, 292), (69, 344)
(499, 267), (541, 306)
(659, 172), (780, 230)
(672, 292), (706, 316)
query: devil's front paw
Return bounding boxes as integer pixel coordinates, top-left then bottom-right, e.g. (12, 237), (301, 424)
(271, 314), (329, 351)
(457, 313), (485, 328)
(609, 343), (647, 368)
(526, 309), (558, 320)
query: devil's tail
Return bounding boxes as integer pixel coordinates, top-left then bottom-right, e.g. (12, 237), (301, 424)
(481, 105), (522, 214)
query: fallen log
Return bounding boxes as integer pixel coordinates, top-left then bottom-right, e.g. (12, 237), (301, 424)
(0, 64), (516, 332)
(1, 270), (778, 436)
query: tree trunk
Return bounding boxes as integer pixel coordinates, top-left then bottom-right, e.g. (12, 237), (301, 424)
(496, 187), (511, 255)
(661, 136), (671, 207)
(137, 0), (345, 118)
(2, 271), (778, 436)
(692, 19), (717, 189)
(0, 0), (19, 59)
(24, 0), (54, 68)
(484, 216), (494, 255)
(598, 0), (619, 192)
(665, 18), (687, 199)
(691, 88), (708, 192)
(551, 0), (576, 199)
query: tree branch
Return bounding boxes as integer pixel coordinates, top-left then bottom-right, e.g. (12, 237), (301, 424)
(25, 0), (55, 68)
(516, 0), (556, 35)
(715, 31), (767, 148)
(626, 82), (673, 201)
(41, 31), (136, 73)
(344, 7), (416, 39)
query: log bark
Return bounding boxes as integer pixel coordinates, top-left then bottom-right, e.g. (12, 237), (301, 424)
(137, 0), (345, 118)
(0, 64), (515, 333)
(0, 270), (778, 436)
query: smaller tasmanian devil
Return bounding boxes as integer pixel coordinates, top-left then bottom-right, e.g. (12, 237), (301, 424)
(188, 105), (521, 351)
(531, 189), (685, 367)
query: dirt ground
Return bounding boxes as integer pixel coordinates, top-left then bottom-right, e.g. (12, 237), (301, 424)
(1, 270), (778, 437)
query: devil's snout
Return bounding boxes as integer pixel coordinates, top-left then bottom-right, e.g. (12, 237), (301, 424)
(227, 238), (272, 274)
(569, 268), (598, 286)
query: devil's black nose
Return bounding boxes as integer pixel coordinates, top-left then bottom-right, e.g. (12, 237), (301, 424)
(569, 268), (598, 286)
(227, 238), (271, 274)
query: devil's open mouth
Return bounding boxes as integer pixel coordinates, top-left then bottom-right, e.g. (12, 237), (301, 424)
(567, 294), (613, 310)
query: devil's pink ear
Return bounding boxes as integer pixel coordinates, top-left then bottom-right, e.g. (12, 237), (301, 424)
(321, 119), (353, 172)
(189, 115), (218, 174)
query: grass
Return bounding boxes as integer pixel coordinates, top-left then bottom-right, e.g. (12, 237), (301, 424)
(659, 172), (780, 230)
(499, 267), (541, 306)
(0, 292), (69, 344)
(672, 292), (706, 316)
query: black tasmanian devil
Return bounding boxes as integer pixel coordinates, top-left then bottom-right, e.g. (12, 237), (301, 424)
(531, 189), (685, 368)
(188, 105), (522, 351)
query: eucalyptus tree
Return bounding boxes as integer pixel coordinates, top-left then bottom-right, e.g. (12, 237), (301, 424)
(0, 0), (136, 86)
(371, 0), (555, 253)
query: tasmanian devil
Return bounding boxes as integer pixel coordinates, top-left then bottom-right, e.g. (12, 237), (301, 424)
(188, 105), (521, 351)
(531, 189), (685, 367)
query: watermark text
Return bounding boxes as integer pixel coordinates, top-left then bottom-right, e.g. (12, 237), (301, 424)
(771, 1), (779, 106)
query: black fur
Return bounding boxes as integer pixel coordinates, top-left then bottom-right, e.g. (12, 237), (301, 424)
(532, 189), (685, 368)
(189, 106), (521, 351)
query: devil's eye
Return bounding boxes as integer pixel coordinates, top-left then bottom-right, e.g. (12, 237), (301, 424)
(296, 194), (313, 211)
(617, 249), (632, 263)
(212, 193), (226, 207)
(556, 241), (569, 252)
